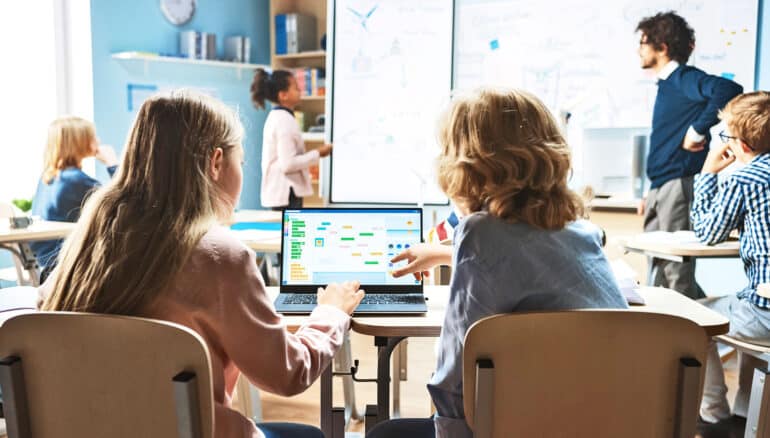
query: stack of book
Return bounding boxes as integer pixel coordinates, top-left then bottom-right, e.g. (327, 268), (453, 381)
(292, 68), (325, 97)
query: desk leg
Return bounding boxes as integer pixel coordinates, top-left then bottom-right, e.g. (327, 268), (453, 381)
(375, 336), (406, 425)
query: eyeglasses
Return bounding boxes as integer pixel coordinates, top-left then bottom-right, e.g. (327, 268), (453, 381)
(719, 130), (755, 151)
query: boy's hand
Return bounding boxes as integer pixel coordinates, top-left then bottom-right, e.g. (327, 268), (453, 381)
(390, 243), (452, 280)
(702, 142), (736, 174)
(317, 144), (333, 157)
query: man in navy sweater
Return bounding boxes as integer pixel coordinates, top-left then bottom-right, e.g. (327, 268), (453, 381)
(636, 12), (742, 298)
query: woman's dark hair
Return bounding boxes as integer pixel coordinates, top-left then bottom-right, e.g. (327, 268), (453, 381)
(636, 11), (695, 64)
(250, 68), (294, 109)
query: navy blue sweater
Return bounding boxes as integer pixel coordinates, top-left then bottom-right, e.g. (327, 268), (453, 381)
(647, 65), (742, 189)
(30, 165), (117, 270)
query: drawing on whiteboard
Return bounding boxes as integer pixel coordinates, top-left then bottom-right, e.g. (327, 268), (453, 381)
(347, 4), (378, 31)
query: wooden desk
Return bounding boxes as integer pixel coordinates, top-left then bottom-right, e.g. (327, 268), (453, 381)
(0, 221), (74, 245)
(619, 231), (740, 263)
(0, 221), (75, 286)
(267, 285), (729, 437)
(232, 209), (282, 224)
(232, 229), (281, 254)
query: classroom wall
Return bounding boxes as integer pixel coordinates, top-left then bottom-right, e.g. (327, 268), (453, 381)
(89, 0), (270, 209)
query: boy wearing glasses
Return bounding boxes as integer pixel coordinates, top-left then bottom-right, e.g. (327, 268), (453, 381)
(691, 92), (770, 428)
(636, 12), (742, 298)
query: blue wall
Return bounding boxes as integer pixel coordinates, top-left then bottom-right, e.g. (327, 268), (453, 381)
(90, 0), (270, 208)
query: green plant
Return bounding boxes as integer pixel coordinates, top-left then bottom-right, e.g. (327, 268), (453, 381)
(12, 198), (32, 213)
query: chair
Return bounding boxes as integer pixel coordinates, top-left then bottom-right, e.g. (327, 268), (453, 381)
(715, 335), (770, 438)
(0, 312), (214, 438)
(463, 310), (710, 438)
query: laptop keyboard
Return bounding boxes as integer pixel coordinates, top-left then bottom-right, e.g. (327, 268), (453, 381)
(283, 293), (424, 305)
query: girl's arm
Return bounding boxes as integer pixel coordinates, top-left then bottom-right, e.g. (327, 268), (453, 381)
(275, 118), (320, 174)
(216, 244), (351, 396)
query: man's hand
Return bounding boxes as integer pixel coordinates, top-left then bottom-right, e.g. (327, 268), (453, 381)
(682, 135), (706, 152)
(637, 197), (645, 216)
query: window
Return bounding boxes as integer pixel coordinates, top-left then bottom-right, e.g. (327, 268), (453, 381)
(0, 0), (93, 205)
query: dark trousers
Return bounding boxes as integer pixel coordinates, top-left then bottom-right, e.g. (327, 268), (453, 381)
(256, 422), (324, 438)
(271, 188), (303, 211)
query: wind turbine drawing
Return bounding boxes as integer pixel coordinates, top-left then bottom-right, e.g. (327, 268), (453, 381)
(347, 4), (378, 30)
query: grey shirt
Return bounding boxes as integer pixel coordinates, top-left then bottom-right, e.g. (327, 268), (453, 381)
(428, 212), (628, 437)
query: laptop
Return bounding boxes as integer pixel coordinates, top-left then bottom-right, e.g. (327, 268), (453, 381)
(274, 208), (428, 315)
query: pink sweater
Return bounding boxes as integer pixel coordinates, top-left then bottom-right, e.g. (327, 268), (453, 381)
(43, 226), (350, 437)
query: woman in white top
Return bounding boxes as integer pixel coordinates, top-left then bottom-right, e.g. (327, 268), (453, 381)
(251, 68), (332, 209)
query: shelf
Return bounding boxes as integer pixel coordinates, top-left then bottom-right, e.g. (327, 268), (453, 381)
(111, 51), (269, 79)
(274, 50), (326, 61)
(300, 95), (326, 102)
(302, 132), (325, 143)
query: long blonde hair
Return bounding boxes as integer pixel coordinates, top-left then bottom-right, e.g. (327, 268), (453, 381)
(437, 88), (583, 229)
(42, 90), (244, 314)
(42, 116), (96, 183)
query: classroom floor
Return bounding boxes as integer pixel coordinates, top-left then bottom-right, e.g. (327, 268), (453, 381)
(258, 332), (741, 436)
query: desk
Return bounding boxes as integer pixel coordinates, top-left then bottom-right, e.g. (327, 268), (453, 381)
(232, 209), (282, 224)
(0, 221), (75, 286)
(619, 231), (740, 263)
(267, 285), (729, 437)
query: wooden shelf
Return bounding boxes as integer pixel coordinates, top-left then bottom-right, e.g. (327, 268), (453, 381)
(111, 52), (268, 79)
(300, 95), (326, 102)
(274, 50), (326, 61)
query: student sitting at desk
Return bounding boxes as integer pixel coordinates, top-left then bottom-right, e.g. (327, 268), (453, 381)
(30, 116), (118, 282)
(691, 92), (770, 428)
(386, 88), (627, 438)
(39, 91), (365, 438)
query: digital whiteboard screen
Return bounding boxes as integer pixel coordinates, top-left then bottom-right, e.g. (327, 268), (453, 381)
(330, 0), (452, 204)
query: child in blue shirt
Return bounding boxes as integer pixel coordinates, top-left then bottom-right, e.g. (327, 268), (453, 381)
(31, 117), (118, 280)
(692, 91), (770, 425)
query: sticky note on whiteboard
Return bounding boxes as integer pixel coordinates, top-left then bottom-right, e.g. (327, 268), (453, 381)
(489, 39), (499, 50)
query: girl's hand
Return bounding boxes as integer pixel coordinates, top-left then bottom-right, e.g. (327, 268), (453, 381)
(95, 145), (119, 167)
(318, 144), (333, 157)
(317, 281), (365, 315)
(702, 142), (736, 174)
(390, 243), (453, 280)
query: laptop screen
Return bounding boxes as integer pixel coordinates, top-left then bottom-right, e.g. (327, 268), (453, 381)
(281, 208), (423, 292)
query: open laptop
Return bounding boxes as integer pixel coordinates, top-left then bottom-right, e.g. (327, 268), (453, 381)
(274, 208), (428, 315)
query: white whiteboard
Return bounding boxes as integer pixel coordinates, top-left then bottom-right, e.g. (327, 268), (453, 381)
(330, 0), (452, 204)
(454, 0), (758, 128)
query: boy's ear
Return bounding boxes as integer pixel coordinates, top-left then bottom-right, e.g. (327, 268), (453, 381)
(209, 147), (224, 181)
(739, 140), (754, 154)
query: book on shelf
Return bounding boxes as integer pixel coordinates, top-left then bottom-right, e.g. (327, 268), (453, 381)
(292, 68), (326, 97)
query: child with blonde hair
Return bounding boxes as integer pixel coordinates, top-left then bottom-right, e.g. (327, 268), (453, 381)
(692, 91), (770, 429)
(40, 91), (364, 438)
(31, 116), (118, 280)
(381, 88), (627, 437)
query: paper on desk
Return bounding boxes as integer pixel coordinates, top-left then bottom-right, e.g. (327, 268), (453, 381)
(609, 259), (645, 305)
(635, 230), (701, 244)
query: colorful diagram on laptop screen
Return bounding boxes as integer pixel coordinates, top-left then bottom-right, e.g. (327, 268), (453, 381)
(281, 210), (422, 286)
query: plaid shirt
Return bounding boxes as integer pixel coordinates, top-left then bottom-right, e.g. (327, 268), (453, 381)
(691, 153), (770, 309)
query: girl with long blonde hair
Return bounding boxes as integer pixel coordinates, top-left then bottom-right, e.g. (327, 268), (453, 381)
(383, 88), (627, 437)
(31, 116), (118, 281)
(40, 91), (364, 438)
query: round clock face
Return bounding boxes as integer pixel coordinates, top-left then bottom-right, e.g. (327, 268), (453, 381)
(160, 0), (196, 26)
